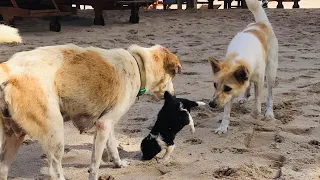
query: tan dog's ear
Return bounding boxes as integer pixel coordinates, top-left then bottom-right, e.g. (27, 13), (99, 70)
(163, 47), (182, 74)
(233, 65), (249, 84)
(208, 57), (220, 74)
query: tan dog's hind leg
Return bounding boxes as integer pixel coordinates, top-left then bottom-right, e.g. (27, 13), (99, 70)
(40, 112), (65, 180)
(89, 120), (112, 180)
(0, 134), (25, 180)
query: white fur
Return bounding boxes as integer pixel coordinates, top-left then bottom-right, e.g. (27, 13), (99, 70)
(0, 25), (22, 43)
(196, 101), (206, 106)
(215, 0), (278, 134)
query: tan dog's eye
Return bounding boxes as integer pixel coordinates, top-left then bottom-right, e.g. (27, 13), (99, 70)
(224, 85), (232, 92)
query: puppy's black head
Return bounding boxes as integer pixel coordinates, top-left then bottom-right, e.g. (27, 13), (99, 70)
(141, 135), (162, 160)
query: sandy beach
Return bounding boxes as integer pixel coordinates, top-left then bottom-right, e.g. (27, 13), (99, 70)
(1, 3), (320, 180)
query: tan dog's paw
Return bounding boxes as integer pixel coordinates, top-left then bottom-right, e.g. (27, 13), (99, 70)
(251, 110), (261, 119)
(114, 159), (130, 168)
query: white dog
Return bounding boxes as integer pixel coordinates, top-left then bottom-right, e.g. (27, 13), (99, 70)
(0, 34), (182, 179)
(208, 0), (278, 134)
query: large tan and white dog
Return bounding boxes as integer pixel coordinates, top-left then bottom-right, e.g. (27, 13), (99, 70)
(0, 27), (181, 179)
(208, 0), (278, 134)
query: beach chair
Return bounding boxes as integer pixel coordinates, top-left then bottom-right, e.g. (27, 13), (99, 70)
(0, 0), (77, 32)
(72, 0), (154, 25)
(218, 0), (300, 9)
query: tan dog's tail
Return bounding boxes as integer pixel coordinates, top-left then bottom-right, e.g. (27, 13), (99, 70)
(246, 0), (270, 24)
(0, 25), (22, 43)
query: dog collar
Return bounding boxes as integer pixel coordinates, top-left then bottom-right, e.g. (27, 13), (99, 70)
(132, 54), (146, 97)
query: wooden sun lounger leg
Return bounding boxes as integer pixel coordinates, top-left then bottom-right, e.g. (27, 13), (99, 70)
(208, 0), (214, 9)
(93, 0), (105, 26)
(241, 0), (247, 8)
(277, 0), (284, 8)
(2, 14), (15, 27)
(129, 3), (140, 23)
(292, 0), (299, 8)
(49, 16), (61, 32)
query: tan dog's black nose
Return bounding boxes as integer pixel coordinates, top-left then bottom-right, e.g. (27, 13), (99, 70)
(209, 100), (217, 108)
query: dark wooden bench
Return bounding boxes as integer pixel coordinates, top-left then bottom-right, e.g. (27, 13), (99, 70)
(73, 0), (154, 25)
(217, 0), (300, 9)
(0, 0), (77, 32)
(162, 0), (221, 9)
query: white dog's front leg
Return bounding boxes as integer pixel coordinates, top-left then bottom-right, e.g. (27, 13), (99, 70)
(159, 145), (175, 162)
(215, 101), (232, 134)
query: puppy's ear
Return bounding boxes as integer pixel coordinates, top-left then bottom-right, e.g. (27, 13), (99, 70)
(164, 91), (174, 101)
(208, 57), (221, 74)
(233, 65), (249, 84)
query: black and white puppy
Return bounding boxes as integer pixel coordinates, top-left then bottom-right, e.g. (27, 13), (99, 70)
(141, 91), (205, 161)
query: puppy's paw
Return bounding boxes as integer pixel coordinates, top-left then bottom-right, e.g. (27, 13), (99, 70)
(190, 126), (195, 134)
(214, 125), (228, 134)
(114, 159), (130, 168)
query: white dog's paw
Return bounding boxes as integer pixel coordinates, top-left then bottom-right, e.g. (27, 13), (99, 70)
(114, 159), (130, 168)
(264, 110), (275, 121)
(214, 125), (228, 134)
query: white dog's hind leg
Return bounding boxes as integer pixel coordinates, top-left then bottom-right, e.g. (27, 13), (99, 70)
(265, 39), (278, 120)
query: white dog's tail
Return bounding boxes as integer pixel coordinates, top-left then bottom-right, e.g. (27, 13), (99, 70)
(0, 25), (22, 43)
(246, 0), (269, 24)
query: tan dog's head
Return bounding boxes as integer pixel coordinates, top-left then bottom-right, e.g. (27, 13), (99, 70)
(129, 44), (182, 99)
(208, 57), (250, 108)
(148, 45), (181, 99)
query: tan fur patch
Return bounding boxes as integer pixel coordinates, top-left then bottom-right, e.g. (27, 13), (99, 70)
(249, 22), (270, 35)
(0, 64), (10, 74)
(224, 52), (239, 62)
(7, 75), (48, 135)
(243, 29), (267, 54)
(55, 50), (122, 130)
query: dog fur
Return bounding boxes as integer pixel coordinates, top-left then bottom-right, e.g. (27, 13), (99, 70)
(0, 42), (181, 180)
(141, 91), (205, 161)
(208, 0), (278, 134)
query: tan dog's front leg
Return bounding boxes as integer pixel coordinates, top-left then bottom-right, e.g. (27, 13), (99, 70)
(214, 101), (232, 134)
(106, 128), (130, 168)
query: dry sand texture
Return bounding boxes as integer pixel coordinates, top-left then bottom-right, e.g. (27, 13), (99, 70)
(0, 6), (320, 180)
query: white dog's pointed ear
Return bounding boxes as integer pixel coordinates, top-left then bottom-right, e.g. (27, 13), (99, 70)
(208, 57), (221, 74)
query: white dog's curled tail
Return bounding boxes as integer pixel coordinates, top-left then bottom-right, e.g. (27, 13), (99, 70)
(245, 0), (270, 24)
(0, 25), (22, 43)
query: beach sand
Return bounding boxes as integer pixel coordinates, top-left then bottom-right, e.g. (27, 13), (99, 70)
(0, 6), (320, 180)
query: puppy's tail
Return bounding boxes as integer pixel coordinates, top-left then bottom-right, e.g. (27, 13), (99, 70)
(246, 0), (269, 24)
(0, 25), (22, 43)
